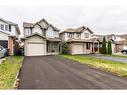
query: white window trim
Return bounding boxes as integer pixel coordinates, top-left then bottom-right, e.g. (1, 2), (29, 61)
(84, 33), (89, 38)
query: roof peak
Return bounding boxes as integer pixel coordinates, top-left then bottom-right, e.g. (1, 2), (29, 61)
(0, 17), (17, 25)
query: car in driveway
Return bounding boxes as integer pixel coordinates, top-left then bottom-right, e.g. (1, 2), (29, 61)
(121, 50), (127, 54)
(0, 45), (7, 58)
(121, 46), (127, 54)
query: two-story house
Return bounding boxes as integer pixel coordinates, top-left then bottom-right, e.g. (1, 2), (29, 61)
(22, 19), (61, 56)
(96, 34), (127, 54)
(0, 17), (20, 55)
(60, 26), (100, 54)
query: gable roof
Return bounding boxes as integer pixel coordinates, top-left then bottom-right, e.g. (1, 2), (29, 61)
(21, 32), (61, 42)
(23, 22), (34, 28)
(21, 33), (46, 40)
(0, 17), (17, 25)
(38, 18), (49, 25)
(23, 18), (60, 32)
(34, 18), (49, 29)
(60, 26), (93, 34)
(47, 24), (60, 31)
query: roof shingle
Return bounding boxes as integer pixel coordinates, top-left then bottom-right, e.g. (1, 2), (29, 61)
(23, 22), (34, 28)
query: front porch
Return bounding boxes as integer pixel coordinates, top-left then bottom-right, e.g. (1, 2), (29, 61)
(92, 42), (100, 53)
(46, 41), (61, 55)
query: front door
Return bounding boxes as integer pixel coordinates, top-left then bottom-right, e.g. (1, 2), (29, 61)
(47, 42), (58, 53)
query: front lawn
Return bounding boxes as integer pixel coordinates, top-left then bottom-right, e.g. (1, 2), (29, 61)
(0, 56), (24, 89)
(60, 54), (127, 77)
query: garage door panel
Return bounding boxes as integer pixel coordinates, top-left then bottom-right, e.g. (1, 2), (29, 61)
(27, 43), (45, 56)
(72, 44), (84, 54)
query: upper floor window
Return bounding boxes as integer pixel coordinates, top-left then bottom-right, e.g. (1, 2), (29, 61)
(0, 24), (4, 30)
(54, 31), (58, 37)
(5, 25), (9, 31)
(67, 33), (71, 38)
(76, 33), (81, 38)
(67, 33), (74, 38)
(84, 33), (89, 38)
(27, 29), (31, 34)
(25, 28), (31, 36)
(28, 29), (31, 32)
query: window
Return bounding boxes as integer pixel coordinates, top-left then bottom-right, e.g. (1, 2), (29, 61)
(86, 42), (90, 50)
(76, 33), (81, 38)
(54, 31), (58, 37)
(67, 33), (70, 38)
(84, 33), (89, 38)
(67, 33), (74, 38)
(0, 24), (4, 30)
(9, 25), (11, 32)
(27, 29), (31, 34)
(67, 33), (71, 38)
(5, 25), (9, 31)
(72, 33), (74, 38)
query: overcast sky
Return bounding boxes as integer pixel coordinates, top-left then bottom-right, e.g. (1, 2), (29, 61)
(0, 6), (127, 35)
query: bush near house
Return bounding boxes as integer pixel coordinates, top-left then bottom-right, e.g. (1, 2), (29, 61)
(60, 41), (69, 54)
(101, 36), (107, 54)
(107, 41), (112, 54)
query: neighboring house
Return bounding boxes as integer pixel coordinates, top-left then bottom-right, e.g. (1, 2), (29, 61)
(60, 26), (100, 54)
(95, 34), (127, 53)
(0, 17), (20, 55)
(22, 18), (61, 56)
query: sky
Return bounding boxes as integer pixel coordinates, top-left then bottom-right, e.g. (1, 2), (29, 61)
(0, 6), (127, 36)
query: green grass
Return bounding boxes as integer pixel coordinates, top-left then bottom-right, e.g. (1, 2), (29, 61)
(0, 56), (24, 89)
(60, 54), (127, 77)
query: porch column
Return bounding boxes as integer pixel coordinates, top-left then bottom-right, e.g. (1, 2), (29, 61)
(92, 42), (94, 53)
(98, 42), (99, 53)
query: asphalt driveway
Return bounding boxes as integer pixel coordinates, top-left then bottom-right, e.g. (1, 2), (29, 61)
(18, 56), (127, 89)
(84, 54), (127, 63)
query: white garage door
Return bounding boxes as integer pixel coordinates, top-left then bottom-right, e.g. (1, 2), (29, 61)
(72, 44), (84, 54)
(27, 43), (45, 56)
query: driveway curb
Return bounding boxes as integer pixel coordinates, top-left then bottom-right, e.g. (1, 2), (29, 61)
(13, 61), (23, 89)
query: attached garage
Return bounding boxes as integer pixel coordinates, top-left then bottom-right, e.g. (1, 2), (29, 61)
(71, 43), (84, 54)
(0, 32), (9, 48)
(23, 34), (46, 56)
(0, 40), (8, 48)
(27, 43), (45, 56)
(68, 42), (93, 55)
